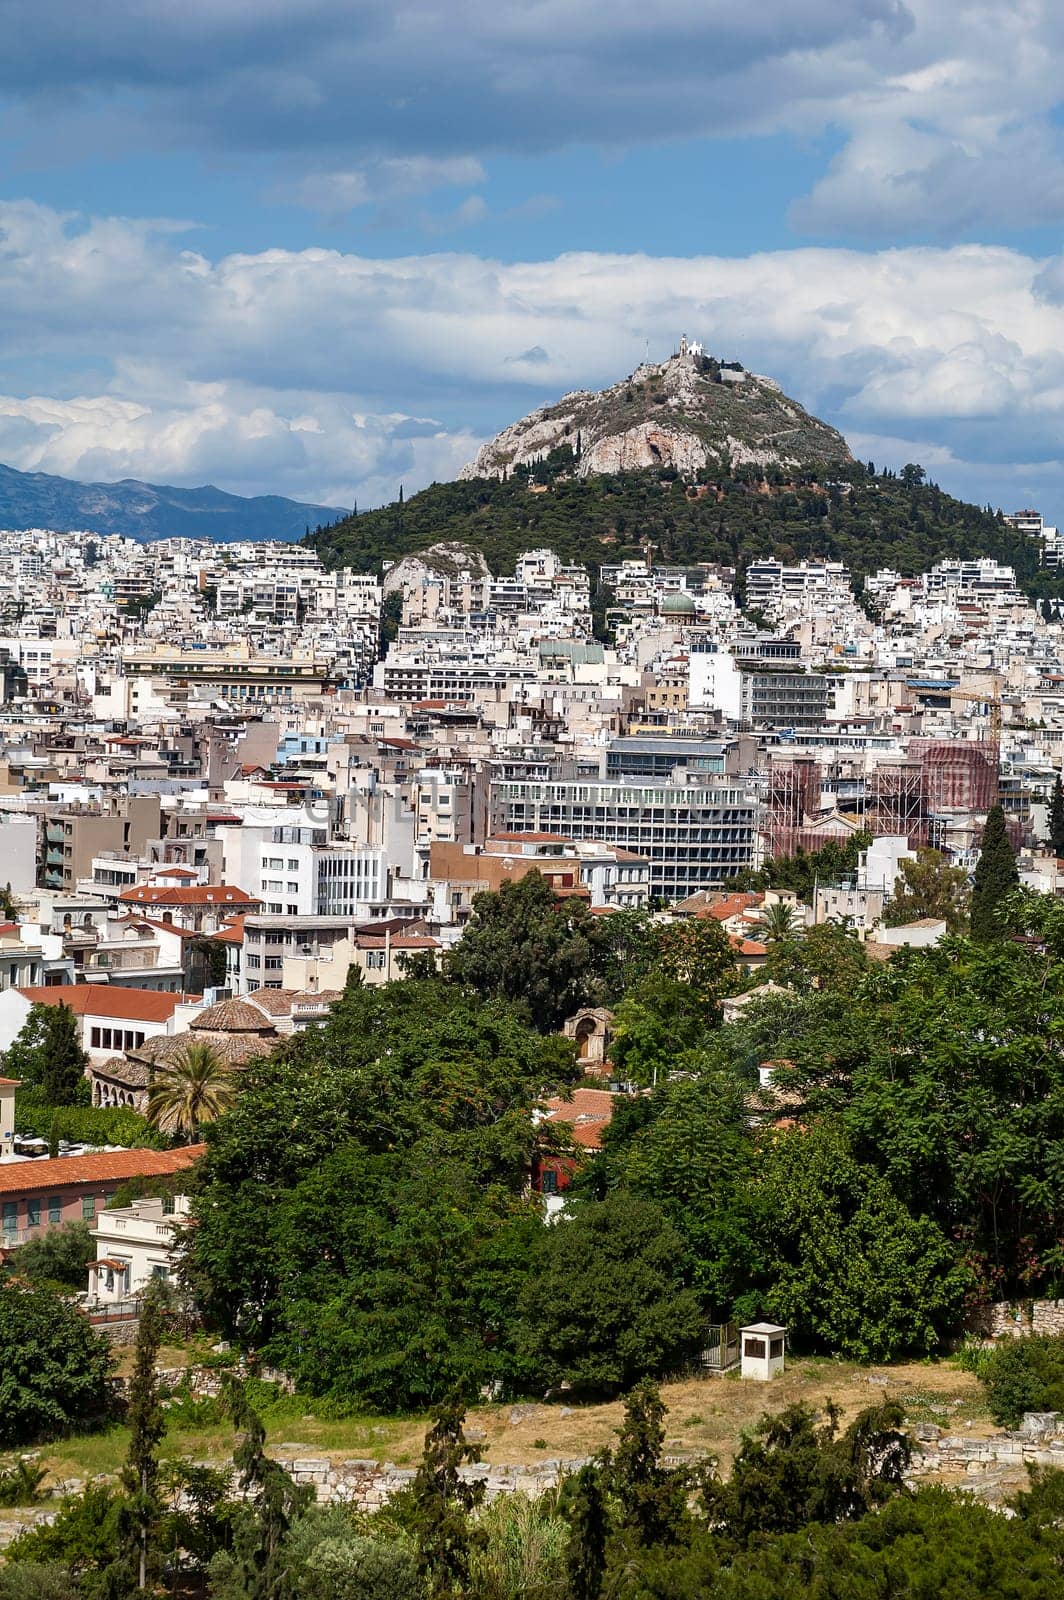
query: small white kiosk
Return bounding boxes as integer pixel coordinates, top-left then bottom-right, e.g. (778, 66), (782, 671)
(739, 1321), (786, 1381)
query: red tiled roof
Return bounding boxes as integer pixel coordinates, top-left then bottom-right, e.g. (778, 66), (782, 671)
(17, 984), (195, 1023)
(214, 917), (246, 945)
(490, 831), (571, 843)
(0, 1144), (204, 1197)
(730, 936), (768, 957)
(0, 1076), (20, 1085)
(119, 885), (260, 908)
(542, 1087), (617, 1152)
(704, 892), (763, 922)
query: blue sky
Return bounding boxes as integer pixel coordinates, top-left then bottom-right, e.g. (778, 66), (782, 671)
(2, 0), (1064, 515)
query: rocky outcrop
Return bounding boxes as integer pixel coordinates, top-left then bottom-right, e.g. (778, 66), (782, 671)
(461, 351), (852, 483)
(382, 541), (491, 596)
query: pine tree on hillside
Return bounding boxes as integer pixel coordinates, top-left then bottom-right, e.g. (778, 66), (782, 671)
(970, 804), (1019, 943)
(41, 1002), (88, 1106)
(1049, 775), (1064, 859)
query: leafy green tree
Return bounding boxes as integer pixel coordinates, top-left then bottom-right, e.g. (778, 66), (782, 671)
(518, 1193), (703, 1395)
(752, 1123), (970, 1360)
(970, 803), (1019, 942)
(0, 1562), (75, 1599)
(407, 1400), (485, 1598)
(444, 872), (616, 1032)
(2, 1005), (52, 1091)
(766, 922), (869, 993)
(621, 1072), (758, 1312)
(635, 1482), (1064, 1599)
(0, 1282), (113, 1445)
(886, 847), (970, 933)
(186, 983), (574, 1371)
(704, 1400), (910, 1544)
(1049, 774), (1064, 857)
(40, 1002), (89, 1107)
(5, 1221), (94, 1290)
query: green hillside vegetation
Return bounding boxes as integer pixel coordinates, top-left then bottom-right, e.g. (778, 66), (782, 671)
(311, 456), (1059, 598)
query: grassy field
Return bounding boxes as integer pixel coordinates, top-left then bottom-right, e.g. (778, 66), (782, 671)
(8, 1354), (991, 1499)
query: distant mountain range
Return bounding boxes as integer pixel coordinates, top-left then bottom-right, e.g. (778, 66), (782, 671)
(0, 462), (345, 543)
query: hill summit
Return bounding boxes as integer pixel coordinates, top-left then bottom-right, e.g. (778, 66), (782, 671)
(461, 341), (853, 482)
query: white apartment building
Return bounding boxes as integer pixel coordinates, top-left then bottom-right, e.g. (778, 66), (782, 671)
(88, 1194), (190, 1305)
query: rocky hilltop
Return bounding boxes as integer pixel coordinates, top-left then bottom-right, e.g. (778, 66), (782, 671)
(461, 345), (852, 482)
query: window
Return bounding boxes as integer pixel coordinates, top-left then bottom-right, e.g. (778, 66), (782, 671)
(48, 1195), (61, 1223)
(150, 1264), (169, 1281)
(27, 1199), (40, 1228)
(541, 1169), (558, 1195)
(82, 1195), (96, 1220)
(2, 1201), (16, 1233)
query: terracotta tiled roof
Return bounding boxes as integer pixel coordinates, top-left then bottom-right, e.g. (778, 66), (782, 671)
(0, 1144), (205, 1196)
(244, 989), (298, 1016)
(542, 1087), (617, 1152)
(17, 984), (194, 1023)
(213, 918), (246, 945)
(190, 999), (277, 1034)
(119, 885), (261, 908)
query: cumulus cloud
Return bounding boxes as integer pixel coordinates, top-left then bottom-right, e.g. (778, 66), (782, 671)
(6, 201), (1064, 509)
(271, 156), (487, 219)
(8, 0), (1061, 238)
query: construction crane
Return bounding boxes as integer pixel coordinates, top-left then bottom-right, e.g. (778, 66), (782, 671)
(948, 687), (1003, 746)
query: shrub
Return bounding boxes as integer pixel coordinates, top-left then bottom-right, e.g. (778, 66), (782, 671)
(978, 1335), (1064, 1426)
(0, 1283), (115, 1446)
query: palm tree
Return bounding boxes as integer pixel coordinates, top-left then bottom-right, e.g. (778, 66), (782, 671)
(147, 1041), (235, 1143)
(757, 900), (802, 943)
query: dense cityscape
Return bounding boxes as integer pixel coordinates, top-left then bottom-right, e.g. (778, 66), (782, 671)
(5, 0), (1064, 1593)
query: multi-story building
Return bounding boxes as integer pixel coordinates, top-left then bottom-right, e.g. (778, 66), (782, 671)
(490, 771), (760, 900)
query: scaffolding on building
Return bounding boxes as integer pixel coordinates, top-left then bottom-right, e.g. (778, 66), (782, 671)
(919, 741), (998, 818)
(764, 757), (820, 858)
(868, 759), (927, 847)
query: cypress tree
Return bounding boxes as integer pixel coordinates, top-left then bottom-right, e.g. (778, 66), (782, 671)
(1049, 775), (1064, 859)
(410, 1400), (485, 1598)
(970, 803), (1019, 942)
(41, 1001), (88, 1106)
(118, 1283), (166, 1593)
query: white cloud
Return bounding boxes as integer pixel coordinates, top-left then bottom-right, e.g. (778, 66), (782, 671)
(8, 0), (1061, 237)
(6, 202), (1064, 510)
(271, 156), (487, 219)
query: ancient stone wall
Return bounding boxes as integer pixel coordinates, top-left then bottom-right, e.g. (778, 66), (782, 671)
(969, 1299), (1064, 1339)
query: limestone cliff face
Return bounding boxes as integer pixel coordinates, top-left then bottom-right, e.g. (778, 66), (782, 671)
(382, 540), (490, 595)
(461, 352), (852, 481)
